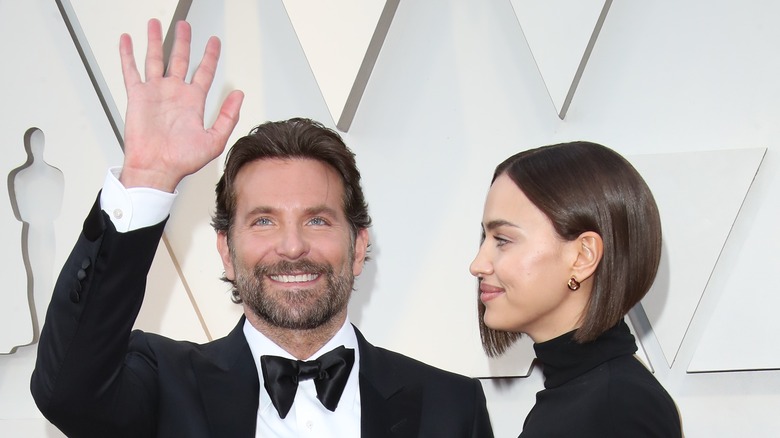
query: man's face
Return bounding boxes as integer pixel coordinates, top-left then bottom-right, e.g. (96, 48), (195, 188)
(217, 158), (368, 330)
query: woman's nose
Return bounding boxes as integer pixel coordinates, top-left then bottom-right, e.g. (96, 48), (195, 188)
(469, 243), (492, 278)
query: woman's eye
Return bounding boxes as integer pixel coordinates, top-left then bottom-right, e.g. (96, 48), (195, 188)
(494, 235), (509, 247)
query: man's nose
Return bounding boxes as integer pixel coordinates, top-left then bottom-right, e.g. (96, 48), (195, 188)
(275, 225), (310, 260)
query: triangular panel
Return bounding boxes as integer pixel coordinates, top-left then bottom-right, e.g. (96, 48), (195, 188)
(688, 149), (780, 372)
(629, 148), (765, 367)
(60, 0), (209, 342)
(510, 0), (611, 118)
(283, 0), (399, 131)
(62, 0), (183, 140)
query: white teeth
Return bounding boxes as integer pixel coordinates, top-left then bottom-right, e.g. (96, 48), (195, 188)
(270, 273), (318, 283)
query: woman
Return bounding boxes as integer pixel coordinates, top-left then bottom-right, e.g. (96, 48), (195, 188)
(470, 141), (682, 437)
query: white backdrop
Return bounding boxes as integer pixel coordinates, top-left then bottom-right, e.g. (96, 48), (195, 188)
(2, 0), (780, 436)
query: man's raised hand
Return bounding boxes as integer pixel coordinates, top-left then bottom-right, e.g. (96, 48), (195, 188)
(119, 19), (244, 192)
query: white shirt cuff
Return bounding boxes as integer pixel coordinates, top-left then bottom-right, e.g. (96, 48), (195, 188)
(100, 167), (177, 232)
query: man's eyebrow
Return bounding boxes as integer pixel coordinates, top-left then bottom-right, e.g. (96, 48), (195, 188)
(245, 206), (274, 216)
(242, 205), (340, 216)
(304, 205), (340, 218)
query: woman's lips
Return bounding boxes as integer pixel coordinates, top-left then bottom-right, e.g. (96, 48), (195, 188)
(479, 283), (504, 302)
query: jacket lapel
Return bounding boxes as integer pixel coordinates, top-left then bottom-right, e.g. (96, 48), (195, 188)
(356, 327), (423, 437)
(189, 322), (424, 437)
(192, 317), (259, 438)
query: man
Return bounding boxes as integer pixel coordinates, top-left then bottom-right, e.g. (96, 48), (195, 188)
(31, 19), (493, 438)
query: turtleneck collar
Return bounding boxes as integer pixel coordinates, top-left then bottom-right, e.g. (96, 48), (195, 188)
(533, 319), (638, 389)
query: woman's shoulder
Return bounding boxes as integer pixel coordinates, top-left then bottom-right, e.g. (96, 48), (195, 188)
(606, 355), (670, 395)
(603, 355), (682, 436)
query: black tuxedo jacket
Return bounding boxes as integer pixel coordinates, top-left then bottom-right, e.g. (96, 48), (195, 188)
(31, 198), (493, 437)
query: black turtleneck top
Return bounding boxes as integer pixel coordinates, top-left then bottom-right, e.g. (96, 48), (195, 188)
(519, 319), (682, 437)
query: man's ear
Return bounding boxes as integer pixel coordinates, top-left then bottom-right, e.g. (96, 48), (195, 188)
(352, 228), (369, 276)
(571, 231), (603, 282)
(217, 231), (235, 281)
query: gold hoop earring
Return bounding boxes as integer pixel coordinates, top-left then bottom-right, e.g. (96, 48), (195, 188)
(567, 276), (580, 291)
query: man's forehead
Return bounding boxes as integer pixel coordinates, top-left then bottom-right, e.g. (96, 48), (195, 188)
(237, 157), (338, 178)
(233, 158), (346, 211)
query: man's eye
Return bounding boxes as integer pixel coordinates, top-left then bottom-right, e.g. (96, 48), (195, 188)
(254, 217), (273, 226)
(308, 217), (328, 226)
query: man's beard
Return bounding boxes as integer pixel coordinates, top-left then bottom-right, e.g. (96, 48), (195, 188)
(234, 256), (354, 330)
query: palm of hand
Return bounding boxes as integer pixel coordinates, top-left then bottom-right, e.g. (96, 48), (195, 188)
(118, 20), (243, 192)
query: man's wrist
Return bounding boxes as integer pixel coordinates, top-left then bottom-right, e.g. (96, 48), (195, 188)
(118, 165), (181, 193)
(101, 167), (177, 232)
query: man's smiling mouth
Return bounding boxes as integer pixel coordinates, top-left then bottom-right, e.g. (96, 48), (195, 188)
(269, 273), (319, 283)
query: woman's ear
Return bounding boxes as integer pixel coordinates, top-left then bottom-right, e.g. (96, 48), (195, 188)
(572, 231), (603, 282)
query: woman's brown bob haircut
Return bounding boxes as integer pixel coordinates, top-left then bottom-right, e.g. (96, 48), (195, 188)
(211, 118), (372, 302)
(479, 141), (662, 356)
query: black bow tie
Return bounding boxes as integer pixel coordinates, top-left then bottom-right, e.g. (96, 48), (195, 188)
(260, 346), (355, 419)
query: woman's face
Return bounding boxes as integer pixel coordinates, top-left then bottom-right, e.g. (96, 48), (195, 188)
(470, 174), (589, 343)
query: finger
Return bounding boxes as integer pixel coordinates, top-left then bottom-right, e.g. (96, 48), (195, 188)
(119, 33), (141, 89)
(209, 90), (244, 144)
(166, 21), (192, 80)
(144, 18), (164, 80)
(191, 36), (221, 91)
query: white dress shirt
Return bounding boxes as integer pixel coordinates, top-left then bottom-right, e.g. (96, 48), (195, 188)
(99, 168), (362, 437)
(244, 318), (361, 438)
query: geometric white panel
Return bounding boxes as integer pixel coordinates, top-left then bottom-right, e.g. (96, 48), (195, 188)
(133, 242), (210, 343)
(481, 337), (536, 379)
(690, 285), (780, 372)
(510, 0), (611, 119)
(0, 419), (64, 438)
(63, 0), (182, 134)
(689, 150), (779, 372)
(0, 0), (125, 426)
(59, 0), (210, 343)
(349, 215), (538, 379)
(282, 0), (399, 131)
(629, 148), (766, 367)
